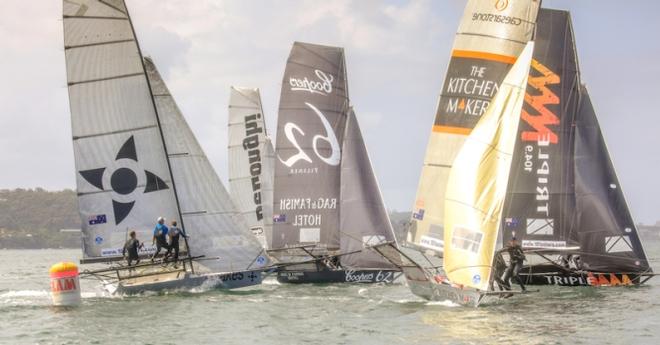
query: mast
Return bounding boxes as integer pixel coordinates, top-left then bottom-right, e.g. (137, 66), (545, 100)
(444, 43), (534, 290)
(123, 2), (189, 256)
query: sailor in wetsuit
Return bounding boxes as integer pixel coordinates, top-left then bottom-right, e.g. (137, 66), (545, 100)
(168, 220), (187, 265)
(502, 237), (527, 292)
(151, 217), (171, 262)
(490, 249), (509, 291)
(122, 230), (143, 267)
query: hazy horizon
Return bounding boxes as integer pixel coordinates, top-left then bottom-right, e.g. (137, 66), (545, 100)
(1, 0), (659, 223)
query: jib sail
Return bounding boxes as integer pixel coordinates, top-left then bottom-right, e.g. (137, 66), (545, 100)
(444, 43), (533, 291)
(145, 59), (269, 272)
(339, 108), (397, 270)
(407, 0), (540, 254)
(228, 87), (275, 249)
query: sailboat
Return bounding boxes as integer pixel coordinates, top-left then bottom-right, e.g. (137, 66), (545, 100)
(502, 8), (654, 286)
(63, 0), (269, 294)
(228, 87), (275, 249)
(405, 0), (540, 256)
(271, 42), (400, 284)
(375, 42), (535, 307)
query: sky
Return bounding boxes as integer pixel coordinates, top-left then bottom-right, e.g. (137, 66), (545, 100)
(1, 0), (659, 224)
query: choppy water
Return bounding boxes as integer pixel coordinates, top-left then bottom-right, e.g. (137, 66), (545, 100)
(2, 238), (660, 345)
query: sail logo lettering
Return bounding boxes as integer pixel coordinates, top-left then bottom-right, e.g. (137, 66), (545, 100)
(289, 70), (334, 95)
(278, 102), (341, 169)
(444, 65), (500, 118)
(243, 113), (265, 221)
(279, 198), (337, 210)
(521, 60), (560, 144)
(520, 60), (560, 218)
(472, 12), (522, 26)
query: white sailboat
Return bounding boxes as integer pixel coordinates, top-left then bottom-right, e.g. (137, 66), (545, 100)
(63, 0), (269, 294)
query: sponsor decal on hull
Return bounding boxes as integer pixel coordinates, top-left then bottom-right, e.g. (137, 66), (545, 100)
(528, 273), (634, 286)
(345, 270), (394, 283)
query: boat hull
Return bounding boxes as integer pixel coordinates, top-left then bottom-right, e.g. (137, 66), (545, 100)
(276, 269), (399, 284)
(113, 269), (263, 295)
(408, 279), (486, 307)
(518, 265), (649, 286)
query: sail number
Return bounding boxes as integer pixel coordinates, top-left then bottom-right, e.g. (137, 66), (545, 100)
(278, 102), (341, 167)
(523, 145), (533, 172)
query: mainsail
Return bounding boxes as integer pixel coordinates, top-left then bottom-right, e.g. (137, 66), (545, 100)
(145, 59), (268, 272)
(503, 9), (581, 251)
(228, 87), (275, 249)
(444, 42), (534, 291)
(339, 108), (397, 270)
(272, 42), (349, 251)
(407, 0), (540, 253)
(502, 9), (650, 274)
(64, 0), (180, 260)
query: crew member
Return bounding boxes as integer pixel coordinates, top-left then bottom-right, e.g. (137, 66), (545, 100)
(151, 217), (171, 262)
(168, 220), (187, 265)
(502, 237), (526, 292)
(490, 249), (509, 291)
(122, 230), (143, 267)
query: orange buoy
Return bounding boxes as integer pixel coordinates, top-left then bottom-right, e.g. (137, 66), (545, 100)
(49, 262), (81, 306)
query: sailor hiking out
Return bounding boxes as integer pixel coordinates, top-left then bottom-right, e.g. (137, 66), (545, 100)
(151, 217), (171, 262)
(168, 220), (187, 265)
(502, 237), (526, 292)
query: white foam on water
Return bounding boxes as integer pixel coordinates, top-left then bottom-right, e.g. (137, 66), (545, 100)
(425, 300), (460, 308)
(0, 290), (49, 298)
(262, 277), (281, 286)
(358, 288), (369, 296)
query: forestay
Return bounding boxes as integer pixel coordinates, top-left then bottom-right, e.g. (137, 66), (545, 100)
(272, 42), (349, 251)
(444, 43), (534, 291)
(228, 87), (275, 249)
(339, 109), (397, 270)
(145, 58), (269, 272)
(64, 0), (179, 260)
(407, 0), (540, 254)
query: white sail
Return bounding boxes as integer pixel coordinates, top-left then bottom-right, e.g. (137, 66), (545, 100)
(443, 42), (534, 291)
(145, 59), (269, 272)
(408, 0), (540, 253)
(228, 87), (275, 249)
(64, 0), (179, 259)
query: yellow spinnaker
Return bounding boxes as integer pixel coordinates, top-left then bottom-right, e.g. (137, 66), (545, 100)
(443, 42), (534, 291)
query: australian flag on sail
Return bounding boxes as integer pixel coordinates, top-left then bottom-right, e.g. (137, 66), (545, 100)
(412, 209), (425, 221)
(88, 214), (107, 225)
(273, 214), (286, 223)
(504, 218), (519, 228)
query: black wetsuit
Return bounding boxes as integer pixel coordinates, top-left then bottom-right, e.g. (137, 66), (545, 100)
(490, 251), (509, 291)
(169, 227), (185, 261)
(502, 243), (526, 291)
(123, 238), (141, 266)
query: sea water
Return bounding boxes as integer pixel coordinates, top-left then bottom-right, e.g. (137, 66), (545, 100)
(1, 238), (659, 345)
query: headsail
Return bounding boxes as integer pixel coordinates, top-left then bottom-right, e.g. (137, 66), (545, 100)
(272, 42), (349, 251)
(145, 58), (269, 272)
(407, 0), (540, 253)
(64, 0), (180, 260)
(339, 108), (397, 270)
(573, 86), (650, 273)
(228, 87), (275, 249)
(444, 42), (534, 291)
(502, 9), (581, 251)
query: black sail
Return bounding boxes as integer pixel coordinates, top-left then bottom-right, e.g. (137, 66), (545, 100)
(272, 42), (349, 251)
(574, 86), (650, 273)
(503, 9), (580, 249)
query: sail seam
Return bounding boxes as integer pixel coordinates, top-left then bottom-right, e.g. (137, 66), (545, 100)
(72, 124), (157, 140)
(67, 72), (143, 86)
(456, 32), (529, 45)
(63, 15), (128, 20)
(99, 0), (127, 15)
(65, 39), (135, 50)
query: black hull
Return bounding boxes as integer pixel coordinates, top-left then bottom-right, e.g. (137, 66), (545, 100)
(276, 269), (399, 284)
(518, 265), (650, 286)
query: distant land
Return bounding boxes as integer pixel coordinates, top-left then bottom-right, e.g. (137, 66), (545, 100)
(0, 188), (414, 249)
